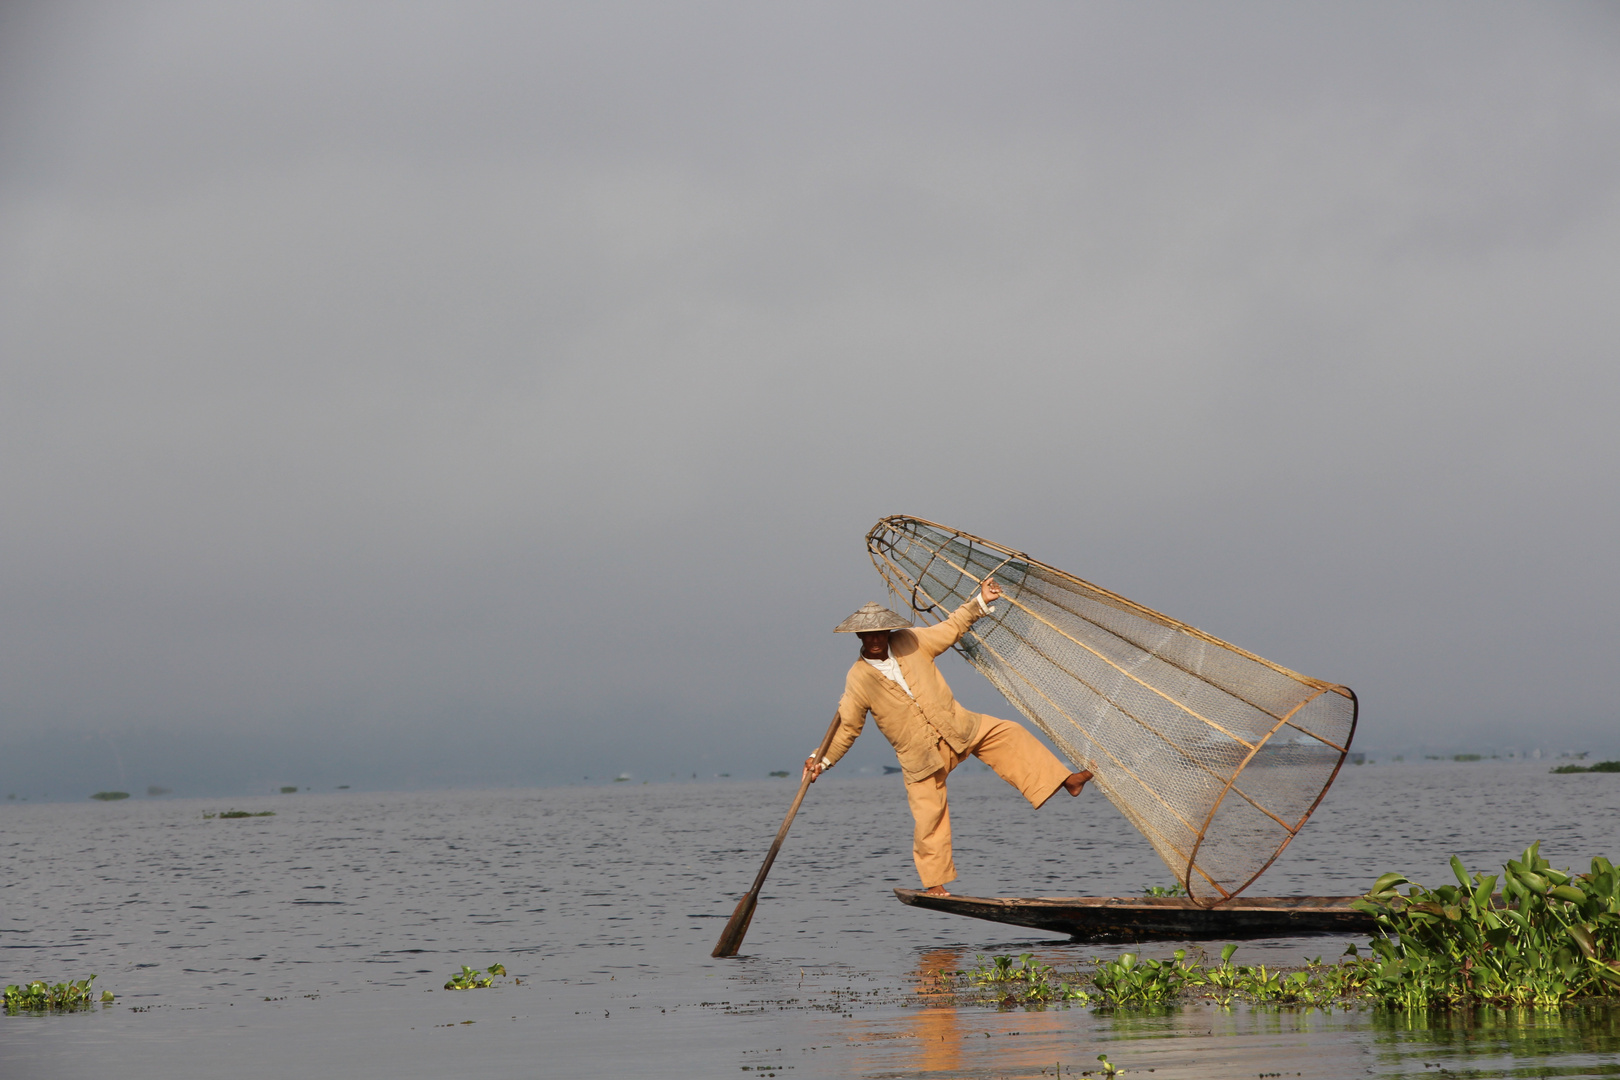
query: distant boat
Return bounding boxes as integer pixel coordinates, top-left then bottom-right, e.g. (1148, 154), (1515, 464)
(883, 766), (902, 774)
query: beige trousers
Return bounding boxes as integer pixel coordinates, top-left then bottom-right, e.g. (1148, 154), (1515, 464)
(904, 715), (1073, 888)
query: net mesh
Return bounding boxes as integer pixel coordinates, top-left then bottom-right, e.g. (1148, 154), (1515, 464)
(866, 515), (1357, 905)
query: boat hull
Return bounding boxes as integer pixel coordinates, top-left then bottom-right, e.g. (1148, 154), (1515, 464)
(894, 889), (1374, 941)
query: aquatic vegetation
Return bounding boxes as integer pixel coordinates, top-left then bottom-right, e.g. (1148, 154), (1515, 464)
(950, 945), (1373, 1011)
(1353, 843), (1620, 1008)
(969, 952), (1049, 985)
(1090, 949), (1198, 1006)
(4, 975), (113, 1012)
(1551, 760), (1620, 774)
(89, 792), (129, 801)
(767, 770), (790, 778)
(1193, 945), (1369, 1008)
(204, 810), (276, 819)
(279, 786), (299, 794)
(443, 963), (507, 990)
(1141, 882), (1188, 897)
(964, 953), (1088, 1004)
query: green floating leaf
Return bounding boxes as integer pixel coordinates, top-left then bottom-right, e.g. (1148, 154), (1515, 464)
(1371, 871), (1409, 893)
(1450, 855), (1471, 890)
(1550, 884), (1587, 905)
(1519, 871), (1550, 895)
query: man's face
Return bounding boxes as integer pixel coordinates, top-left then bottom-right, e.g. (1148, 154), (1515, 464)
(857, 630), (891, 660)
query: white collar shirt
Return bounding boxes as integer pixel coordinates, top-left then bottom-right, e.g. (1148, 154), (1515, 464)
(864, 654), (914, 698)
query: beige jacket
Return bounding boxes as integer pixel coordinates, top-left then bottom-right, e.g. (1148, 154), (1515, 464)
(824, 600), (988, 783)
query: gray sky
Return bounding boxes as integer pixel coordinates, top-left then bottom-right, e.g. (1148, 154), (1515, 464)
(3, 1), (1618, 797)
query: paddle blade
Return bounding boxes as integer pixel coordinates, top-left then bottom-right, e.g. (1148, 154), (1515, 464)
(711, 891), (758, 957)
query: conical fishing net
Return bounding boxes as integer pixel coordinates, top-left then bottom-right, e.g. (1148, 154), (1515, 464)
(866, 515), (1357, 905)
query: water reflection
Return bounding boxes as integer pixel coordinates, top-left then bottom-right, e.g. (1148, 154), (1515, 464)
(907, 949), (966, 1074)
(1371, 1004), (1620, 1075)
(857, 946), (1102, 1079)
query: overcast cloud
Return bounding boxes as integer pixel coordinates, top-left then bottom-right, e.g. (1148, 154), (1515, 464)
(3, 1), (1618, 798)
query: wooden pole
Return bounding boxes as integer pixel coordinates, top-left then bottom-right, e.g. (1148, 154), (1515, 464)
(711, 711), (844, 958)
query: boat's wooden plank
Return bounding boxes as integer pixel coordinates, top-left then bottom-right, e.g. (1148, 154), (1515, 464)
(893, 889), (1375, 941)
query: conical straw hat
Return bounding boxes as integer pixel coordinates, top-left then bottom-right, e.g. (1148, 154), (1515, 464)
(834, 602), (912, 633)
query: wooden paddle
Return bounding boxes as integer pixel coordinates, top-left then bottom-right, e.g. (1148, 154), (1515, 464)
(711, 711), (844, 958)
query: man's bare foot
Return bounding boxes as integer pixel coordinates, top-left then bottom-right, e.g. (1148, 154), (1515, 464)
(922, 885), (951, 896)
(1063, 770), (1093, 796)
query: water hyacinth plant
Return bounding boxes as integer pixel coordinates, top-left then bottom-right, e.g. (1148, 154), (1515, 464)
(1089, 949), (1198, 1006)
(1141, 882), (1189, 898)
(964, 953), (1087, 1003)
(4, 975), (113, 1012)
(444, 963), (507, 990)
(949, 945), (1369, 1010)
(1352, 843), (1620, 1007)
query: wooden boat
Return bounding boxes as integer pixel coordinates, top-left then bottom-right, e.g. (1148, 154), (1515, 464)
(894, 888), (1375, 941)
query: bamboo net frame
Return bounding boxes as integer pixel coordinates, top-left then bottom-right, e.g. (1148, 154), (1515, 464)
(866, 515), (1357, 906)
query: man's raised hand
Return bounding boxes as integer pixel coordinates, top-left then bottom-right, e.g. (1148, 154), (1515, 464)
(803, 756), (825, 782)
(980, 578), (1004, 605)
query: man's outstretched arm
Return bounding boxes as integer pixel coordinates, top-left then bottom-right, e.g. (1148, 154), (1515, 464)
(912, 577), (1004, 657)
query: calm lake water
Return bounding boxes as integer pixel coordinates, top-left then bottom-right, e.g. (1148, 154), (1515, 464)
(3, 760), (1619, 1078)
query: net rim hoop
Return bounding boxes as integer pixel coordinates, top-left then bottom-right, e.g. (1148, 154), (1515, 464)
(1182, 684), (1359, 907)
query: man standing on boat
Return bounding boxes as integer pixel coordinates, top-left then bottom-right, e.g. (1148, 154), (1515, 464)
(804, 577), (1092, 896)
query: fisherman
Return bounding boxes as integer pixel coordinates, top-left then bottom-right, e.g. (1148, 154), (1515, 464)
(804, 577), (1092, 896)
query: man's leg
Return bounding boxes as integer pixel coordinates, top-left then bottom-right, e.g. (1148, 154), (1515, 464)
(905, 768), (956, 890)
(905, 741), (967, 891)
(970, 716), (1080, 809)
